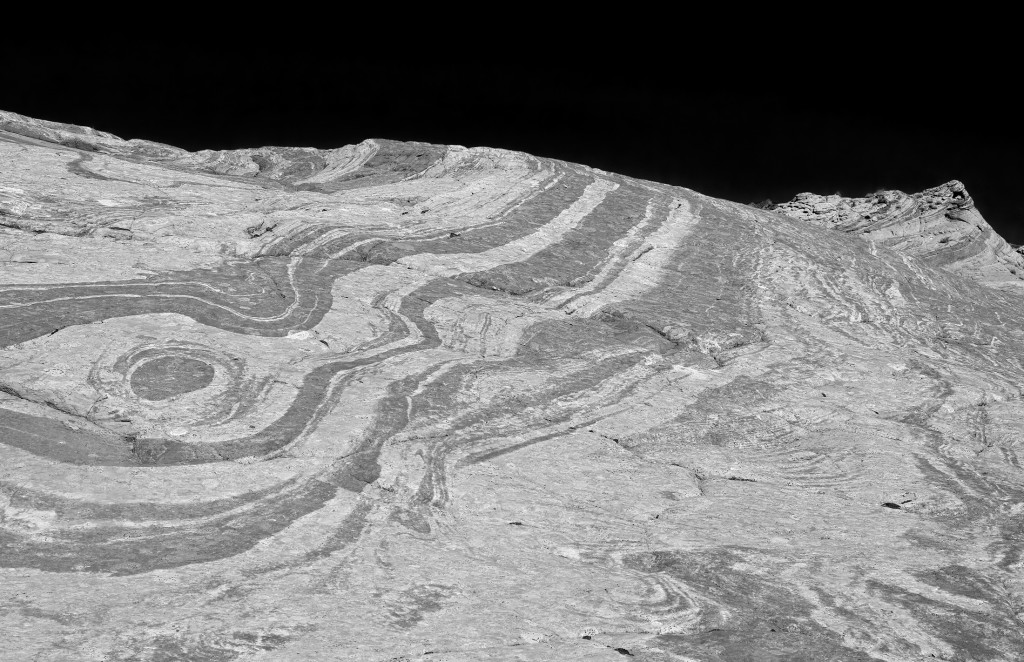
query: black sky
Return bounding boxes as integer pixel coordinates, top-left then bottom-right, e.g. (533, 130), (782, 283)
(4, 42), (1021, 244)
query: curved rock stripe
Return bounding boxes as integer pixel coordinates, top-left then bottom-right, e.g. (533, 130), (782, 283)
(396, 177), (618, 277)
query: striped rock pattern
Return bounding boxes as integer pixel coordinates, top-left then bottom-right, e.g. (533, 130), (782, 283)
(1, 109), (1023, 661)
(772, 181), (1024, 291)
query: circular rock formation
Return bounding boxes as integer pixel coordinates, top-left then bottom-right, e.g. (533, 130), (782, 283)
(130, 355), (216, 400)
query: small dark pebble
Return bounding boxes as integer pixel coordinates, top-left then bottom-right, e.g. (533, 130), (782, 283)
(614, 648), (633, 656)
(509, 521), (524, 526)
(582, 635), (592, 640)
(882, 502), (902, 509)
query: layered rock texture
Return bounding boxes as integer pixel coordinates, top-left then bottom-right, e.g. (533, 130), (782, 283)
(1, 109), (1023, 661)
(772, 182), (1024, 291)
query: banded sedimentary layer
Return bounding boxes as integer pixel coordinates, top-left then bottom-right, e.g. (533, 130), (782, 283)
(1, 109), (1023, 661)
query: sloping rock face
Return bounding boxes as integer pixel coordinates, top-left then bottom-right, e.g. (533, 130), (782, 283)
(2, 109), (1023, 661)
(772, 181), (1024, 290)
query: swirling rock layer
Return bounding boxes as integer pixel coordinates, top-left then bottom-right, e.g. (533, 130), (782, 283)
(1, 109), (1023, 661)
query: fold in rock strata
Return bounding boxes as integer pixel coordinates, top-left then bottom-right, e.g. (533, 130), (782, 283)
(1, 109), (1023, 661)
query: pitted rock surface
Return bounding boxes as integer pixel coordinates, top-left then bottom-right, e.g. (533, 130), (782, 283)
(1, 109), (1023, 661)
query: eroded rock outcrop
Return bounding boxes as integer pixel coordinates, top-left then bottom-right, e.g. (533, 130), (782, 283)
(2, 111), (1024, 661)
(773, 180), (1024, 290)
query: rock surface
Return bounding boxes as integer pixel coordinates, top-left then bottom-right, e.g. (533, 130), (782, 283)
(2, 109), (1023, 661)
(772, 181), (1024, 291)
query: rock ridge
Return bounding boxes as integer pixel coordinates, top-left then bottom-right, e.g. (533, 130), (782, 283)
(772, 180), (1024, 290)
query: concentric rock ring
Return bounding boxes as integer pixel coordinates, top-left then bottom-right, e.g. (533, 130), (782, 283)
(87, 340), (261, 433)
